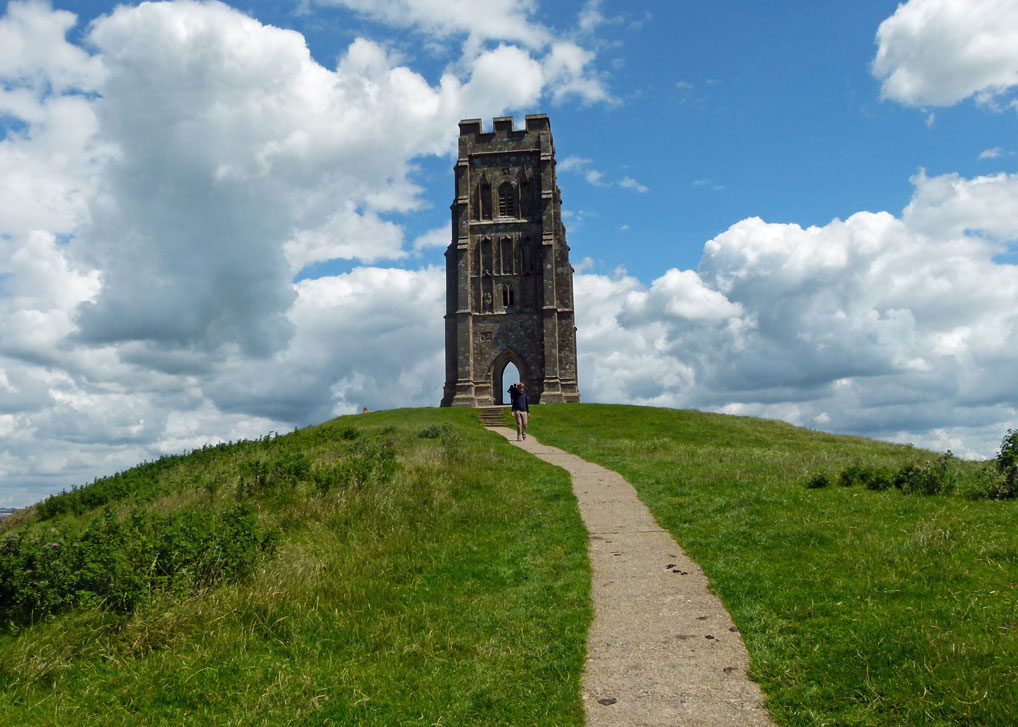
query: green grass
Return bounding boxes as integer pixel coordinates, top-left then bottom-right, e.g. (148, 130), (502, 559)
(0, 408), (589, 726)
(530, 404), (1018, 727)
(5, 402), (1016, 726)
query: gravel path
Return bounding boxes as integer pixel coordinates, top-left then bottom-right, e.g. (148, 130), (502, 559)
(491, 427), (777, 727)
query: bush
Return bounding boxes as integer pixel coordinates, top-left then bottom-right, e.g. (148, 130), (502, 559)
(835, 464), (892, 489)
(311, 439), (400, 495)
(417, 425), (447, 439)
(0, 505), (269, 627)
(838, 464), (865, 487)
(861, 468), (893, 491)
(893, 455), (955, 496)
(346, 440), (399, 486)
(805, 473), (831, 489)
(241, 453), (312, 495)
(963, 466), (1013, 501)
(993, 429), (1018, 499)
(339, 426), (361, 441)
(417, 424), (461, 457)
(815, 456), (958, 498)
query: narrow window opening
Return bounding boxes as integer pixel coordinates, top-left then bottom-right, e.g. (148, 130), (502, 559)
(501, 237), (513, 274)
(480, 179), (492, 219)
(480, 237), (492, 274)
(498, 182), (515, 217)
(502, 284), (514, 308)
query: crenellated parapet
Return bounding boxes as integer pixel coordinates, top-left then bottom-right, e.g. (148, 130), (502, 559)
(457, 114), (550, 139)
(456, 115), (555, 163)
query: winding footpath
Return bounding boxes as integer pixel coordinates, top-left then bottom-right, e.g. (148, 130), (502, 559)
(490, 427), (777, 727)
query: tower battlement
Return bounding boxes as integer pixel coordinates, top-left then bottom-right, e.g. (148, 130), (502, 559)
(457, 114), (551, 140)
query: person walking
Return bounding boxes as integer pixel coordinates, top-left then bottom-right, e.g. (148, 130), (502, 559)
(512, 383), (530, 441)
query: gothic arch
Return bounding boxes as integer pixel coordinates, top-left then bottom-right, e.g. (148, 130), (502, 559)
(497, 181), (516, 218)
(489, 348), (529, 405)
(501, 282), (514, 308)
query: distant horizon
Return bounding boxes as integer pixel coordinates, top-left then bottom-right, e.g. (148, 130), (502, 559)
(2, 0), (1018, 507)
(6, 398), (1010, 511)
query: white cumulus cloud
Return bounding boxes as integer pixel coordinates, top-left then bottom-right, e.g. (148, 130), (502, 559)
(873, 0), (1018, 107)
(312, 0), (551, 49)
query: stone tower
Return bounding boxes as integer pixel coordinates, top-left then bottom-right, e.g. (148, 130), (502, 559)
(441, 115), (580, 407)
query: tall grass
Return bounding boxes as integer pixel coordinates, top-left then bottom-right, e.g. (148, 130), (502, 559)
(0, 409), (589, 726)
(531, 404), (1018, 727)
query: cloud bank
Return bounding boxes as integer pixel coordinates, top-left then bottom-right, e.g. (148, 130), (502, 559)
(576, 170), (1018, 457)
(0, 0), (607, 505)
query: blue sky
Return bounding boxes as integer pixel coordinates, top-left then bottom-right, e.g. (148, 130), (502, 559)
(2, 0), (1018, 507)
(379, 0), (1017, 278)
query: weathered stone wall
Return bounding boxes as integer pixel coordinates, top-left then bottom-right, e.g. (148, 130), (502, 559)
(441, 115), (580, 407)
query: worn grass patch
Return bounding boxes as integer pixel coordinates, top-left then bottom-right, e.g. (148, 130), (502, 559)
(0, 408), (589, 726)
(531, 404), (1018, 727)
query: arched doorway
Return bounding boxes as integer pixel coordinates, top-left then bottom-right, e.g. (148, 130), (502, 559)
(499, 362), (520, 405)
(490, 349), (527, 405)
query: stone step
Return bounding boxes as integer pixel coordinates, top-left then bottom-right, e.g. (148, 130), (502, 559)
(478, 406), (509, 426)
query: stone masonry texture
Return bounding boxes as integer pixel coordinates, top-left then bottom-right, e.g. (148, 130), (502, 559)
(440, 114), (581, 407)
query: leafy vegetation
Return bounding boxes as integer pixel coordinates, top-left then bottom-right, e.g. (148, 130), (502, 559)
(0, 409), (589, 726)
(531, 404), (1018, 727)
(0, 504), (266, 623)
(811, 431), (1018, 501)
(992, 428), (1018, 499)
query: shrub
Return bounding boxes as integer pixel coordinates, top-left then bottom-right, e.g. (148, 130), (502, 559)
(0, 505), (269, 627)
(241, 453), (312, 494)
(35, 458), (180, 521)
(339, 426), (361, 441)
(417, 424), (460, 456)
(311, 464), (347, 495)
(418, 425), (446, 439)
(838, 464), (865, 487)
(893, 455), (955, 496)
(311, 438), (400, 495)
(346, 440), (399, 486)
(440, 425), (462, 458)
(805, 473), (831, 489)
(861, 468), (893, 491)
(963, 466), (1013, 501)
(993, 429), (1018, 499)
(819, 458), (956, 498)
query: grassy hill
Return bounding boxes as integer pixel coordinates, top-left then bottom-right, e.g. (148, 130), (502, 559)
(2, 404), (1016, 726)
(0, 409), (590, 726)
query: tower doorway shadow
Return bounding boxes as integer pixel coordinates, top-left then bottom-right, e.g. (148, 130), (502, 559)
(491, 350), (526, 406)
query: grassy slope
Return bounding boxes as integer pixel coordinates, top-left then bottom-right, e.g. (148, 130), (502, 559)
(530, 404), (1018, 727)
(5, 403), (1017, 726)
(0, 408), (589, 727)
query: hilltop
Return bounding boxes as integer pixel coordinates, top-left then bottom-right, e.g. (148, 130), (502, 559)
(2, 404), (1016, 726)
